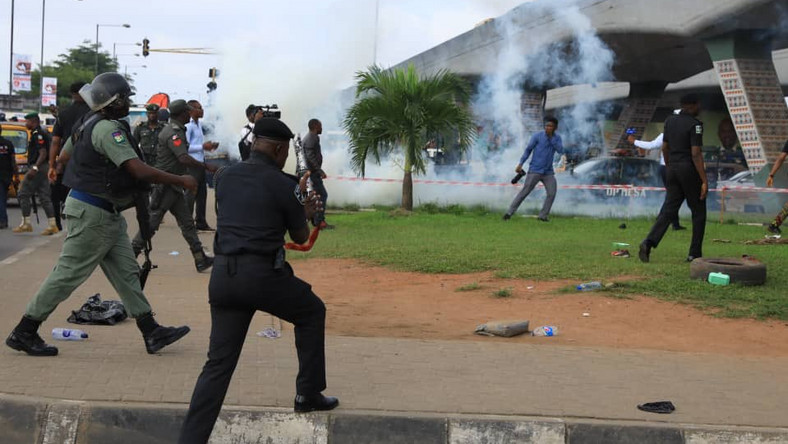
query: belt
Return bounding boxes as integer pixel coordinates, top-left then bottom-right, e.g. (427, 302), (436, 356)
(69, 190), (118, 214)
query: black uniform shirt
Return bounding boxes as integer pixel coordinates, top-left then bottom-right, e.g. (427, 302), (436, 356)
(27, 126), (51, 165)
(783, 139), (788, 154)
(53, 101), (91, 140)
(0, 136), (14, 182)
(663, 111), (703, 165)
(214, 151), (308, 255)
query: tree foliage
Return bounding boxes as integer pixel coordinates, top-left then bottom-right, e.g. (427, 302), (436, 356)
(21, 41), (123, 106)
(343, 65), (476, 211)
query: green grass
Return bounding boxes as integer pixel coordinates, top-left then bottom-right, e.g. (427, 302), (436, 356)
(456, 282), (482, 292)
(296, 209), (788, 320)
(492, 287), (513, 298)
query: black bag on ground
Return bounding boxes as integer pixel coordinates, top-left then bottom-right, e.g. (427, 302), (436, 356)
(67, 293), (128, 325)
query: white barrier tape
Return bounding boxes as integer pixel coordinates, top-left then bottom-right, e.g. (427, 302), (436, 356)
(328, 176), (788, 194)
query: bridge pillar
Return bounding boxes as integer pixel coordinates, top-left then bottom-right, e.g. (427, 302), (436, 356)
(604, 82), (667, 152)
(706, 30), (788, 176)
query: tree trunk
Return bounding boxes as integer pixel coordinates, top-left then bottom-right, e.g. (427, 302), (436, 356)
(402, 169), (413, 211)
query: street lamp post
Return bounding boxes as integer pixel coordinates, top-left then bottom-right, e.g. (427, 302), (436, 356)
(9, 0), (14, 95)
(95, 23), (130, 75)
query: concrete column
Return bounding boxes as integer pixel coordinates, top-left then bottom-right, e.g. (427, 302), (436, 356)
(521, 90), (545, 133)
(604, 82), (667, 152)
(706, 31), (788, 174)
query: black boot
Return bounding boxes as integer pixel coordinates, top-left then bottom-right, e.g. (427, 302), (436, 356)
(193, 250), (214, 273)
(136, 313), (191, 354)
(5, 316), (58, 356)
(294, 393), (339, 413)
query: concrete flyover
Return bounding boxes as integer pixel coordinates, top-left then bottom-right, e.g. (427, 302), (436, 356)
(393, 0), (788, 176)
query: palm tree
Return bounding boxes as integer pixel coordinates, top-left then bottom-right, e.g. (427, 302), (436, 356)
(343, 64), (476, 211)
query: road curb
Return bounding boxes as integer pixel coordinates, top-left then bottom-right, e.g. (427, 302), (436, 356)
(1, 394), (787, 443)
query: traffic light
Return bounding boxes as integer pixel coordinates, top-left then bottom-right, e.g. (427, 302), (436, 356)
(142, 38), (150, 57)
(208, 68), (219, 79)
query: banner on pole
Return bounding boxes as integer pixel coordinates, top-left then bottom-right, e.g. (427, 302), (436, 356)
(12, 54), (32, 92)
(41, 77), (58, 107)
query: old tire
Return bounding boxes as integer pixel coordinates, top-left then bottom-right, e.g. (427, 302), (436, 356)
(689, 257), (767, 286)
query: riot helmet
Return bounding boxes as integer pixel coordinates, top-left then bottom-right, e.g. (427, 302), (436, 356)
(79, 73), (134, 113)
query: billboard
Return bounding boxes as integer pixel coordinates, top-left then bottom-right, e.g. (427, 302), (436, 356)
(12, 54), (32, 92)
(41, 77), (58, 107)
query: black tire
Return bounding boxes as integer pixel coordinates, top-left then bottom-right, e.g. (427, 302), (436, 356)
(689, 257), (767, 286)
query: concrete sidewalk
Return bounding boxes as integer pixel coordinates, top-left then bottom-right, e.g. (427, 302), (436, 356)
(1, 206), (787, 443)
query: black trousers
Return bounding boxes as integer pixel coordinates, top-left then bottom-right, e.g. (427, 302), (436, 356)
(50, 175), (70, 231)
(179, 255), (327, 444)
(187, 166), (208, 226)
(646, 162), (706, 258)
(658, 165), (681, 229)
(310, 174), (328, 225)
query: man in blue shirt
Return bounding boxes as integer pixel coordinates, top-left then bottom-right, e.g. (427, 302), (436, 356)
(503, 116), (564, 222)
(185, 100), (219, 231)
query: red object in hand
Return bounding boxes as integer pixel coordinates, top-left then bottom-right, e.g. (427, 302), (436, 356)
(285, 225), (322, 252)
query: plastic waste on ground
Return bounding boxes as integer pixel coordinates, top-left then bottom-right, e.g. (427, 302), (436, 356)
(531, 326), (558, 337)
(707, 272), (731, 286)
(52, 328), (88, 341)
(577, 281), (603, 291)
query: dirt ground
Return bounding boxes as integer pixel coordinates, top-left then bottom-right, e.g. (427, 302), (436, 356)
(293, 259), (788, 358)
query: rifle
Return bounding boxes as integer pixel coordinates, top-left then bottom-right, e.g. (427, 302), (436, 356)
(31, 193), (40, 224)
(134, 192), (157, 290)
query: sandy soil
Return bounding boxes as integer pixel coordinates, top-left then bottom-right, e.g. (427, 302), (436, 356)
(292, 259), (788, 358)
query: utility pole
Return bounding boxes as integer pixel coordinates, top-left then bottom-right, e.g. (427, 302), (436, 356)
(9, 0), (14, 95)
(39, 0), (45, 111)
(373, 0), (380, 65)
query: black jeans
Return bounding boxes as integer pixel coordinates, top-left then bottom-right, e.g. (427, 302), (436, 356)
(646, 162), (706, 258)
(187, 166), (208, 226)
(179, 255), (327, 444)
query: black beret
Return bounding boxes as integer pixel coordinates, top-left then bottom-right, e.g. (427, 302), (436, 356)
(168, 99), (191, 116)
(145, 103), (160, 112)
(253, 118), (294, 141)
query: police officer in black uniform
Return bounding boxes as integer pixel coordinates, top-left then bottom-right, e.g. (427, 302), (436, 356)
(48, 81), (90, 231)
(640, 94), (707, 263)
(179, 118), (337, 444)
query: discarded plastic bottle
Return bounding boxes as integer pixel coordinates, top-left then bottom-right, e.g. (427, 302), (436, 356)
(52, 328), (88, 341)
(577, 281), (603, 291)
(531, 326), (558, 337)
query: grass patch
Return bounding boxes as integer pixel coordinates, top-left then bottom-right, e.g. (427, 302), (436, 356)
(456, 282), (482, 292)
(299, 211), (788, 320)
(492, 287), (513, 298)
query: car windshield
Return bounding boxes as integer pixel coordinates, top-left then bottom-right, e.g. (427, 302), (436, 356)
(2, 128), (28, 154)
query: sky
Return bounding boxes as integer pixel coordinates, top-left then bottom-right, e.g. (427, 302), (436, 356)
(1, 0), (525, 103)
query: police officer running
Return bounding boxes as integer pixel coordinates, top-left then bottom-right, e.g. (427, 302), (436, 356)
(179, 118), (337, 444)
(13, 112), (58, 235)
(132, 103), (164, 166)
(639, 94), (707, 263)
(5, 73), (193, 357)
(131, 100), (216, 272)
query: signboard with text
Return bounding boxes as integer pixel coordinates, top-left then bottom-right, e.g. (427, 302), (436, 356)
(12, 53), (32, 92)
(41, 77), (58, 107)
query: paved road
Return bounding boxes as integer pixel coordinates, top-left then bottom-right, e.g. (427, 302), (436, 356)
(1, 197), (787, 430)
(0, 205), (62, 262)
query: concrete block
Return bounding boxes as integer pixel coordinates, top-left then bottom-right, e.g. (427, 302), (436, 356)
(450, 418), (565, 444)
(567, 423), (683, 444)
(79, 406), (185, 444)
(208, 410), (328, 444)
(685, 429), (788, 444)
(330, 414), (447, 444)
(0, 396), (46, 444)
(42, 402), (82, 444)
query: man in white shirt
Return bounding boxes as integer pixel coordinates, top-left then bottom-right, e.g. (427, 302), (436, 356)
(628, 132), (685, 231)
(185, 100), (219, 231)
(238, 104), (259, 161)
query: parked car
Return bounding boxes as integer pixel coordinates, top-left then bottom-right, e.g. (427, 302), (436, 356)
(716, 170), (765, 213)
(551, 156), (664, 206)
